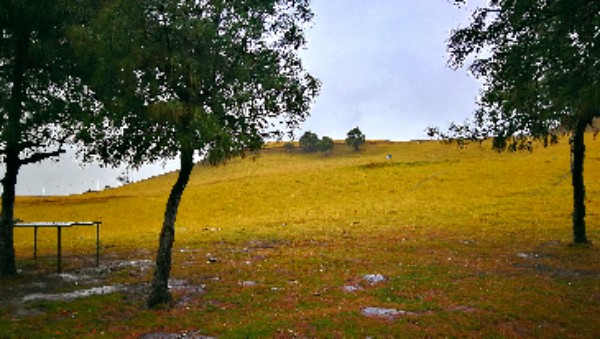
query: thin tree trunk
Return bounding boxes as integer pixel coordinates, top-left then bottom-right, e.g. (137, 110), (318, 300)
(147, 147), (194, 308)
(0, 160), (19, 277)
(571, 118), (588, 244)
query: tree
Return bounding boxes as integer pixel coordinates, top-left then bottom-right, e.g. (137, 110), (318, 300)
(0, 1), (97, 276)
(299, 131), (320, 152)
(318, 136), (334, 154)
(78, 0), (319, 307)
(345, 127), (366, 151)
(445, 0), (599, 243)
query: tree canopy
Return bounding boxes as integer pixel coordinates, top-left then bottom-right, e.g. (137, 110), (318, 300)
(75, 0), (319, 167)
(447, 0), (599, 147)
(76, 0), (319, 306)
(445, 0), (599, 243)
(299, 131), (320, 152)
(318, 136), (334, 154)
(345, 127), (365, 151)
(0, 1), (98, 276)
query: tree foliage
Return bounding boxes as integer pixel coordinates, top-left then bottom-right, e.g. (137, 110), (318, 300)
(443, 0), (599, 243)
(77, 0), (319, 306)
(446, 0), (599, 144)
(0, 1), (98, 276)
(299, 131), (320, 152)
(318, 136), (334, 154)
(345, 127), (366, 151)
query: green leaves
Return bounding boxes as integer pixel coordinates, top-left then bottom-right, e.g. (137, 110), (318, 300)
(445, 0), (599, 148)
(299, 131), (319, 153)
(443, 0), (598, 244)
(78, 0), (319, 167)
(345, 127), (365, 152)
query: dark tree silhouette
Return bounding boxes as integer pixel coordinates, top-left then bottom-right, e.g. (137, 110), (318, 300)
(444, 0), (599, 243)
(0, 1), (98, 276)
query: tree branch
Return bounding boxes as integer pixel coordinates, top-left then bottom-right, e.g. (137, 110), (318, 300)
(19, 148), (66, 166)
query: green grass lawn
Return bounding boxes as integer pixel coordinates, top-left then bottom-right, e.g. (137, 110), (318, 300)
(1, 137), (599, 337)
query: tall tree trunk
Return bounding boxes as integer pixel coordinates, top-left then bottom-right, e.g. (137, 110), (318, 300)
(0, 28), (27, 277)
(147, 147), (194, 308)
(571, 118), (589, 244)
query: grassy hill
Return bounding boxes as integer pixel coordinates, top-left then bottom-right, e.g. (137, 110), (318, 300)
(2, 137), (600, 337)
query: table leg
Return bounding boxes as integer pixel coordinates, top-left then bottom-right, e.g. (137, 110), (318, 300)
(96, 222), (100, 266)
(33, 227), (38, 261)
(57, 227), (62, 273)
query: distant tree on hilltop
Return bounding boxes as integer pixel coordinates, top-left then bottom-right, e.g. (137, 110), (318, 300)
(318, 136), (334, 154)
(346, 127), (366, 151)
(299, 131), (319, 152)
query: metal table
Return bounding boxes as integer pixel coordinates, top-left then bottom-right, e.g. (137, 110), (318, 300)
(14, 221), (101, 272)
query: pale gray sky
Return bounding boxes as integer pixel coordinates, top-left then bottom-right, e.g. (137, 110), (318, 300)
(298, 0), (481, 141)
(7, 1), (483, 196)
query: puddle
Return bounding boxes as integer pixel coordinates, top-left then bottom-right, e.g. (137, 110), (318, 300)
(363, 274), (387, 285)
(168, 279), (191, 289)
(169, 279), (205, 293)
(7, 259), (212, 316)
(23, 285), (129, 302)
(59, 272), (93, 281)
(517, 252), (539, 259)
(12, 259), (154, 304)
(343, 285), (361, 293)
(114, 259), (153, 268)
(58, 272), (99, 285)
(361, 307), (415, 319)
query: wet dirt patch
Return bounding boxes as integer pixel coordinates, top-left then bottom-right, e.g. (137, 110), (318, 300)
(168, 279), (205, 308)
(23, 285), (132, 302)
(3, 258), (205, 318)
(363, 274), (387, 285)
(343, 273), (388, 293)
(513, 241), (600, 280)
(361, 307), (416, 319)
(239, 280), (258, 287)
(342, 285), (362, 293)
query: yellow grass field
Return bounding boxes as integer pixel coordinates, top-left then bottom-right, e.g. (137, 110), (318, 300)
(1, 136), (599, 337)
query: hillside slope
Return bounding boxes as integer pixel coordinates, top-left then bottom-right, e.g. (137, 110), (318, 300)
(5, 137), (600, 337)
(14, 137), (599, 251)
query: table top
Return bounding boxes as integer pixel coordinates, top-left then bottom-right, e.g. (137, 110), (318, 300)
(14, 221), (102, 227)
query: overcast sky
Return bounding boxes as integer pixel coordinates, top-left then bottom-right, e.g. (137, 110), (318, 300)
(298, 0), (481, 141)
(8, 1), (484, 196)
